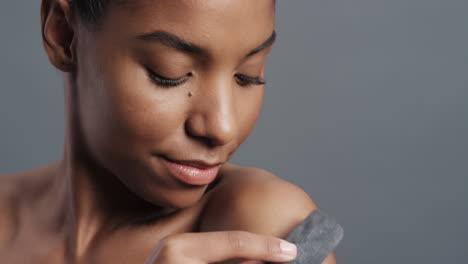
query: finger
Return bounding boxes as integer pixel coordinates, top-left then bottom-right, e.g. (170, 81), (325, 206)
(239, 261), (264, 264)
(213, 258), (264, 264)
(170, 231), (297, 263)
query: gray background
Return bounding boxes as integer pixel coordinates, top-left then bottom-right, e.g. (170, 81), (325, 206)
(1, 0), (467, 263)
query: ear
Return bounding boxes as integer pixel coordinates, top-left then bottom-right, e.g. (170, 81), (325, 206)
(41, 0), (76, 72)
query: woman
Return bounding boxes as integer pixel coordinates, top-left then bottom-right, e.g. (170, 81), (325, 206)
(0, 0), (338, 263)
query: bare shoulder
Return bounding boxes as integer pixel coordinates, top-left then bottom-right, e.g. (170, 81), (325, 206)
(0, 167), (50, 201)
(0, 164), (57, 247)
(200, 163), (337, 263)
(200, 163), (317, 237)
(0, 173), (22, 248)
(0, 171), (26, 209)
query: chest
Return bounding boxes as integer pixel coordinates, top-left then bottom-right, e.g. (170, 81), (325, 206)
(2, 219), (201, 264)
(1, 202), (208, 264)
(86, 213), (202, 264)
(0, 169), (231, 264)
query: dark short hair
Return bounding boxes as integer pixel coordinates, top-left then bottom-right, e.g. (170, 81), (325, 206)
(70, 0), (110, 27)
(71, 0), (276, 28)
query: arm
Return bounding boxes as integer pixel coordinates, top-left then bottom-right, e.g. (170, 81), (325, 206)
(199, 168), (336, 264)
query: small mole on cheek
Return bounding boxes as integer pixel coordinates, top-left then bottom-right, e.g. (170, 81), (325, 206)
(188, 91), (193, 97)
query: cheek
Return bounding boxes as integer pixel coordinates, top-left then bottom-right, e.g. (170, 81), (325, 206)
(236, 87), (264, 142)
(79, 57), (189, 160)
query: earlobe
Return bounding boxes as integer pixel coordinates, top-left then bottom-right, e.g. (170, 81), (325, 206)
(41, 0), (76, 72)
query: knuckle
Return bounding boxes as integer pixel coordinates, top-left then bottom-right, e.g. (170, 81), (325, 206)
(266, 239), (282, 255)
(154, 254), (193, 264)
(227, 231), (250, 252)
(154, 247), (176, 263)
(157, 235), (184, 260)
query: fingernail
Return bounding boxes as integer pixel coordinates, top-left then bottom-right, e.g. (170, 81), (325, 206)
(280, 241), (297, 259)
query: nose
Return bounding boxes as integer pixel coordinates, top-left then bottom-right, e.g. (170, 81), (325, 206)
(185, 78), (237, 147)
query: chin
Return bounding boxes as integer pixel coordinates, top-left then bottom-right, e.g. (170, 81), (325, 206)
(135, 179), (208, 210)
(114, 157), (209, 210)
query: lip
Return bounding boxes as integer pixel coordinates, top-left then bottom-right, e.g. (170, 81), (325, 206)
(160, 156), (222, 186)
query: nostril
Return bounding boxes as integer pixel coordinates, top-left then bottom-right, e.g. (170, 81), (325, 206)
(198, 136), (216, 148)
(194, 135), (228, 149)
(184, 101), (236, 147)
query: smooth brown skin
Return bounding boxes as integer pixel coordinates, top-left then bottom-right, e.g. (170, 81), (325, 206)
(0, 0), (337, 263)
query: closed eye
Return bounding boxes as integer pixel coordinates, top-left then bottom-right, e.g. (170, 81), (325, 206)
(145, 67), (191, 87)
(234, 74), (266, 87)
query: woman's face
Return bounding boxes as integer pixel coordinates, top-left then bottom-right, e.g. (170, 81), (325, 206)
(73, 0), (275, 209)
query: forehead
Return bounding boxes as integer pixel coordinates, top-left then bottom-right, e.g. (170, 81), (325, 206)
(113, 0), (274, 17)
(105, 0), (275, 58)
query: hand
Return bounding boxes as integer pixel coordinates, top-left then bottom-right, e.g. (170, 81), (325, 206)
(142, 230), (297, 264)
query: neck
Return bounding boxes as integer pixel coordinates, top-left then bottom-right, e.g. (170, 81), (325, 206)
(45, 74), (173, 262)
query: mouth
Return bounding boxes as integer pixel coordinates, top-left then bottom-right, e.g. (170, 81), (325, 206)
(159, 156), (223, 186)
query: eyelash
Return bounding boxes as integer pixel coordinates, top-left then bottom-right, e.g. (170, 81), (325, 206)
(145, 68), (265, 88)
(146, 68), (190, 87)
(234, 74), (266, 87)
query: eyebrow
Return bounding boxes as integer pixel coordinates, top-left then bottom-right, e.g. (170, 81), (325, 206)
(137, 30), (276, 58)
